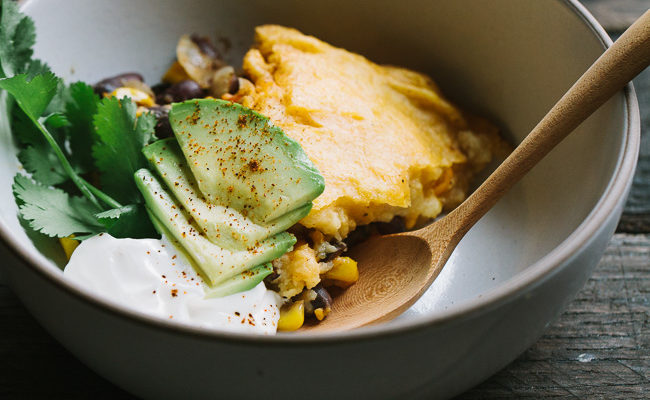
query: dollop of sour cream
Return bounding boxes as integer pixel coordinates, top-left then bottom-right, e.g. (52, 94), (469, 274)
(64, 234), (281, 334)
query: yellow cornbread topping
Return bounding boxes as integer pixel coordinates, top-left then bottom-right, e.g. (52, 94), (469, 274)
(237, 25), (506, 241)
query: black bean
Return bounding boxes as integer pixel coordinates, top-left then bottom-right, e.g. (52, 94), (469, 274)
(311, 284), (333, 311)
(156, 118), (173, 138)
(156, 80), (204, 104)
(190, 34), (220, 60)
(151, 82), (171, 97)
(322, 241), (348, 262)
(148, 106), (173, 138)
(93, 72), (144, 95)
(344, 224), (372, 247)
(374, 216), (407, 235)
(343, 217), (407, 248)
(228, 75), (240, 94)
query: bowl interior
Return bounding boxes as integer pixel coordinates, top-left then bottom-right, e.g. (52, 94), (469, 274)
(3, 0), (624, 326)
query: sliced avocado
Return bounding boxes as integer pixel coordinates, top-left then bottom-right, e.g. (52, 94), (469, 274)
(147, 207), (274, 298)
(142, 138), (311, 250)
(204, 263), (273, 299)
(134, 168), (296, 286)
(169, 99), (325, 224)
(145, 208), (213, 285)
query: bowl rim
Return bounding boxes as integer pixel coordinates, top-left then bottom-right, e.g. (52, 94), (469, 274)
(3, 0), (640, 345)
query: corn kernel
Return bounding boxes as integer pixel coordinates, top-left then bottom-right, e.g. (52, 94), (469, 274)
(324, 256), (359, 287)
(59, 236), (79, 260)
(277, 300), (304, 331)
(162, 61), (191, 84)
(314, 307), (329, 321)
(107, 87), (155, 107)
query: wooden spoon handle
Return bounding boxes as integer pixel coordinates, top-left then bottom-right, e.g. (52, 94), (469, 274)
(437, 10), (650, 238)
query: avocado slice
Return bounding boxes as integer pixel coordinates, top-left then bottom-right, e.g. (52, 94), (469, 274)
(135, 168), (296, 286)
(145, 207), (214, 285)
(146, 209), (273, 296)
(142, 138), (311, 250)
(203, 263), (274, 299)
(169, 99), (325, 224)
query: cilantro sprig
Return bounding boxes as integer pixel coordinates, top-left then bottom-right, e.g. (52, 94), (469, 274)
(13, 174), (105, 238)
(0, 0), (158, 240)
(0, 73), (109, 209)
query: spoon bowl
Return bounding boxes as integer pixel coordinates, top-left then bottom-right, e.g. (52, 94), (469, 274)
(304, 234), (433, 330)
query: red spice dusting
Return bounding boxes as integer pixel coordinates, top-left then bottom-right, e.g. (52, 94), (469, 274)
(171, 289), (178, 297)
(248, 160), (260, 172)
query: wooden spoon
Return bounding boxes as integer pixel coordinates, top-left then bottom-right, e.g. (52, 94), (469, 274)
(304, 10), (650, 332)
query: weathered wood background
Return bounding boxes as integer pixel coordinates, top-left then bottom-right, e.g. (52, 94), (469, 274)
(0, 1), (648, 399)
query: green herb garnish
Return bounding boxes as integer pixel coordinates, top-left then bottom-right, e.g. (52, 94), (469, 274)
(92, 96), (156, 205)
(0, 0), (157, 240)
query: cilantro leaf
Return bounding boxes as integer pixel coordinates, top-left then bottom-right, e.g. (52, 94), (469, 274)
(13, 174), (104, 238)
(96, 204), (158, 239)
(18, 144), (67, 185)
(23, 58), (52, 79)
(11, 101), (47, 146)
(92, 96), (156, 204)
(42, 112), (70, 128)
(44, 77), (69, 116)
(0, 0), (36, 78)
(0, 72), (60, 117)
(66, 81), (99, 172)
(11, 100), (69, 185)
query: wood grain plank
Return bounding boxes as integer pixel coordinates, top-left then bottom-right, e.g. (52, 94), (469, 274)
(458, 234), (650, 399)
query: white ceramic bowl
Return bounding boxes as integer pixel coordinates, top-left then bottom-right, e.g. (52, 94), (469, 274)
(0, 0), (639, 399)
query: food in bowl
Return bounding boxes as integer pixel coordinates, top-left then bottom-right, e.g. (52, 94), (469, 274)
(0, 2), (507, 333)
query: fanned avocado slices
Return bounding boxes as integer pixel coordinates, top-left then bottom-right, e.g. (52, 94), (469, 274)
(142, 138), (311, 251)
(135, 169), (296, 286)
(169, 99), (325, 225)
(135, 98), (325, 293)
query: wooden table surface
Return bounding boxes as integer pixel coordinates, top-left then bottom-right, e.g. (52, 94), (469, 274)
(1, 1), (649, 399)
